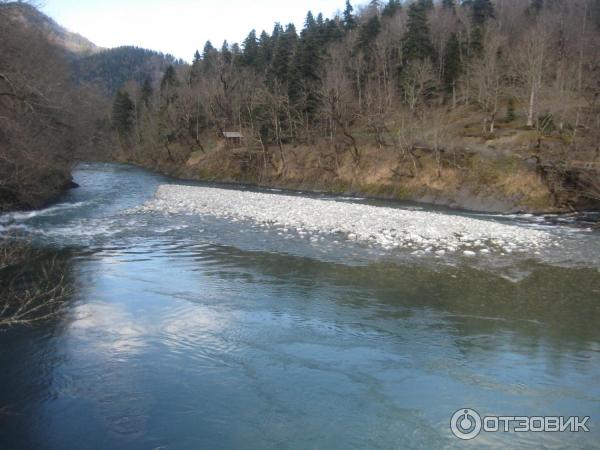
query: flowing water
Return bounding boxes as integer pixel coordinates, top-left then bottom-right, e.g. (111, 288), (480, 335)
(0, 163), (598, 449)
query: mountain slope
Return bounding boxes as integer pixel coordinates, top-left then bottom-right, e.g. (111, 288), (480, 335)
(1, 3), (185, 95)
(73, 46), (183, 95)
(0, 2), (101, 56)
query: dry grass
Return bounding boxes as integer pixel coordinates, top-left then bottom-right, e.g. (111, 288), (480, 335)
(176, 138), (558, 212)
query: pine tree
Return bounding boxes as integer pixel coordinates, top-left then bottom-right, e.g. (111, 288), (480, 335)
(594, 0), (600, 29)
(368, 0), (381, 14)
(140, 77), (153, 106)
(190, 50), (202, 85)
(160, 65), (179, 104)
(382, 0), (401, 18)
(316, 13), (325, 27)
(305, 11), (317, 31)
(231, 43), (242, 61)
(529, 0), (544, 13)
(221, 41), (233, 65)
(418, 0), (434, 10)
(402, 1), (434, 62)
(471, 0), (495, 25)
(242, 30), (259, 67)
(343, 1), (357, 30)
(203, 41), (216, 59)
(202, 41), (217, 73)
(358, 15), (382, 53)
(272, 23), (284, 42)
(443, 33), (461, 96)
(256, 31), (272, 71)
(112, 90), (135, 138)
(470, 25), (484, 57)
(269, 24), (298, 87)
(442, 0), (455, 11)
(506, 98), (516, 122)
(294, 30), (321, 117)
(323, 17), (344, 42)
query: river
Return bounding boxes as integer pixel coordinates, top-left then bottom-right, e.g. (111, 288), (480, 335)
(0, 163), (598, 449)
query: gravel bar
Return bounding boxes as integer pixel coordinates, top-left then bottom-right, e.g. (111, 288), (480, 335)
(135, 185), (554, 255)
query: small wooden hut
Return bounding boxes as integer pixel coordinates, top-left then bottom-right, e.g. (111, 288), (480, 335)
(222, 131), (244, 148)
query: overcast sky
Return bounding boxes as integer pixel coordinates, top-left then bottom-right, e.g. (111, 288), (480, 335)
(41, 0), (348, 61)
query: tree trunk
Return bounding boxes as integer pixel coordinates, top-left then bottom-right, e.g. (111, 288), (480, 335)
(452, 83), (456, 110)
(527, 83), (535, 128)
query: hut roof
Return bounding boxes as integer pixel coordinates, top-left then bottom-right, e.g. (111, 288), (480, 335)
(223, 131), (243, 139)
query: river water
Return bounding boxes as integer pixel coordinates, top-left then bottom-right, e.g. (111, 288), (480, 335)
(0, 163), (598, 449)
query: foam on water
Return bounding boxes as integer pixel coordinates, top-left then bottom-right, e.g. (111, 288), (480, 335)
(0, 201), (89, 224)
(133, 184), (556, 256)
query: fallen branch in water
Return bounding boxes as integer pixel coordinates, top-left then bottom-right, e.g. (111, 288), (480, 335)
(0, 239), (72, 328)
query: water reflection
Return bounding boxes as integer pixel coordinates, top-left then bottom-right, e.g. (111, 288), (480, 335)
(1, 243), (591, 448)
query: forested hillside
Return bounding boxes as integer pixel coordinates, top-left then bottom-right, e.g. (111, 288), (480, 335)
(0, 2), (100, 56)
(73, 46), (185, 95)
(112, 0), (600, 211)
(0, 2), (110, 210)
(0, 2), (183, 210)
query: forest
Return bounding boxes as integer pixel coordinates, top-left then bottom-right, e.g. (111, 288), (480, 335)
(109, 0), (600, 210)
(1, 0), (600, 212)
(0, 1), (184, 210)
(0, 1), (113, 210)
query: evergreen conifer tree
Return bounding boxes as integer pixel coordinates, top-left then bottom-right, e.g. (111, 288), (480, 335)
(141, 78), (153, 106)
(506, 98), (516, 122)
(256, 32), (272, 71)
(160, 65), (179, 104)
(442, 0), (455, 11)
(343, 1), (357, 30)
(470, 25), (484, 57)
(242, 30), (259, 67)
(418, 0), (434, 10)
(358, 15), (382, 54)
(221, 41), (233, 65)
(316, 13), (325, 28)
(324, 17), (344, 42)
(305, 11), (317, 30)
(190, 50), (202, 85)
(272, 23), (284, 42)
(231, 43), (242, 59)
(443, 33), (461, 95)
(382, 0), (401, 18)
(202, 41), (217, 73)
(202, 41), (216, 58)
(402, 1), (434, 62)
(471, 0), (495, 25)
(294, 32), (321, 117)
(528, 0), (543, 14)
(269, 24), (298, 87)
(112, 90), (135, 138)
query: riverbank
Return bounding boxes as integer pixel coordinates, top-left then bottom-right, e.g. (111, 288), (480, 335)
(0, 168), (77, 213)
(118, 140), (581, 215)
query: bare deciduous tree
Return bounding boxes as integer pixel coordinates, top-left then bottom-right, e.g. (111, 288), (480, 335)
(472, 28), (505, 133)
(512, 21), (549, 128)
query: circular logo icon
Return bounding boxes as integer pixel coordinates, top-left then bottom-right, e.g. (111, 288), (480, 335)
(450, 408), (482, 440)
